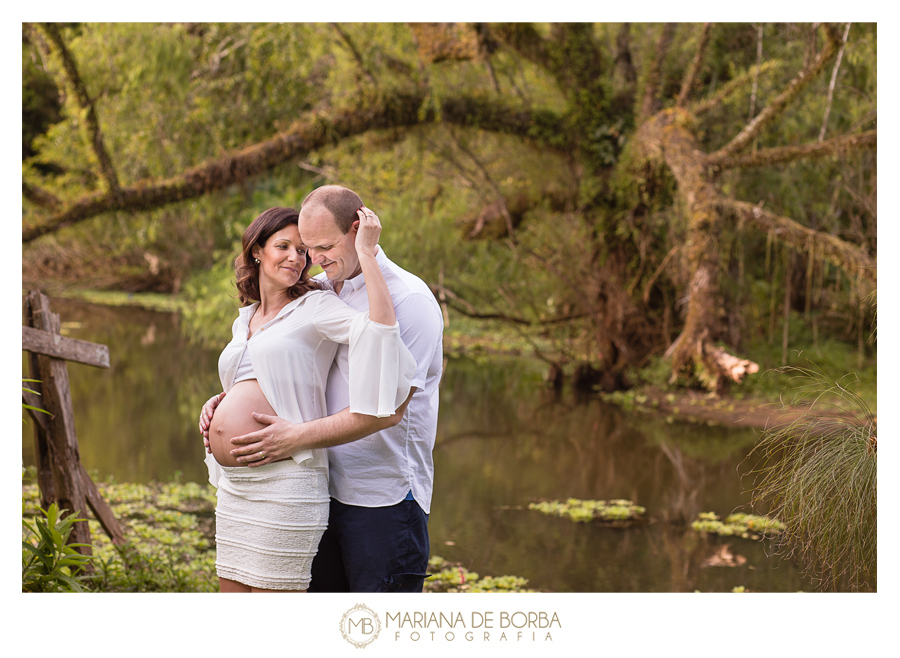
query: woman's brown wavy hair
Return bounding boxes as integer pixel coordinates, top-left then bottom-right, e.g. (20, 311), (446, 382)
(235, 207), (321, 306)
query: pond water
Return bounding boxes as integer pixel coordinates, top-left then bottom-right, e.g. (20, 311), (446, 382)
(23, 296), (816, 592)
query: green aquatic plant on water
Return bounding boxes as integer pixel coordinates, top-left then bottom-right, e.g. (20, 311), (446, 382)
(691, 511), (784, 539)
(425, 556), (536, 593)
(745, 365), (876, 591)
(528, 498), (646, 524)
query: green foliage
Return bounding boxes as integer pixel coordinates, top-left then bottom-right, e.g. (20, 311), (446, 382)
(180, 257), (243, 347)
(22, 503), (94, 592)
(425, 556), (536, 593)
(745, 364), (876, 591)
(739, 315), (877, 410)
(22, 379), (51, 422)
(22, 35), (62, 160)
(22, 23), (877, 389)
(633, 355), (677, 389)
(691, 511), (785, 539)
(22, 478), (218, 593)
(528, 498), (646, 524)
(88, 541), (217, 594)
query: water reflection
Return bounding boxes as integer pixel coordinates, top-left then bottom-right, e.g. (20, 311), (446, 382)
(22, 297), (811, 592)
(22, 297), (218, 484)
(430, 363), (804, 591)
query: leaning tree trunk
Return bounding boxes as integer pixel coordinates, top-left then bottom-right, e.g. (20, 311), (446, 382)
(631, 25), (848, 391)
(638, 108), (758, 391)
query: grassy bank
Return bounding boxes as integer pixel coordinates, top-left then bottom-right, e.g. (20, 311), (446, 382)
(21, 470), (537, 593)
(22, 472), (218, 592)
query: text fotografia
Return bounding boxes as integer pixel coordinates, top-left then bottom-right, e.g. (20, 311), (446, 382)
(387, 611), (561, 642)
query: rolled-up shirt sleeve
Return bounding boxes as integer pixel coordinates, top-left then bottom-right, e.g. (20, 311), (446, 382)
(314, 292), (416, 418)
(393, 292), (444, 391)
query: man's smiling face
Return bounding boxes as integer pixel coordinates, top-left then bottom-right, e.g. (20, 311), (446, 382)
(298, 205), (361, 282)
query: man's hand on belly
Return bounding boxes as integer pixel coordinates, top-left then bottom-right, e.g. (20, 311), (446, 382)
(230, 413), (303, 466)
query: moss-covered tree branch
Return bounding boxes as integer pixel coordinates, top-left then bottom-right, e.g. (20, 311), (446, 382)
(721, 199), (876, 284)
(639, 23), (677, 122)
(676, 23), (712, 108)
(689, 60), (781, 116)
(22, 181), (62, 210)
(24, 92), (567, 243)
(711, 130), (876, 170)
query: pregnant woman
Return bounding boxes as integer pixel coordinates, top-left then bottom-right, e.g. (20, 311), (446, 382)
(204, 205), (414, 593)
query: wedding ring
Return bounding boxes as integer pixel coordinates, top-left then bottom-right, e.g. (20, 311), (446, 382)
(259, 450), (266, 458)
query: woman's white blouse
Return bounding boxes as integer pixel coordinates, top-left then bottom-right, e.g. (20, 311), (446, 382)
(204, 288), (416, 488)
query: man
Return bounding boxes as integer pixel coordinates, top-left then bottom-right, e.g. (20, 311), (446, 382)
(200, 185), (443, 592)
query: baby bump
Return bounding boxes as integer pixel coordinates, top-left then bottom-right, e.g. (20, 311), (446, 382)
(209, 380), (278, 467)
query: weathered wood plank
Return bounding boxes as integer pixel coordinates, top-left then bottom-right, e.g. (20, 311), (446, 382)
(22, 325), (110, 368)
(79, 463), (125, 545)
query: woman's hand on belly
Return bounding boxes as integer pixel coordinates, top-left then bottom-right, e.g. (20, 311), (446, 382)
(229, 412), (305, 468)
(208, 380), (282, 468)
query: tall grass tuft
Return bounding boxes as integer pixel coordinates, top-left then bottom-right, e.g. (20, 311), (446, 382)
(746, 365), (876, 591)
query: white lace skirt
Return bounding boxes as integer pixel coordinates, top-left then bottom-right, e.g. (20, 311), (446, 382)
(214, 461), (329, 590)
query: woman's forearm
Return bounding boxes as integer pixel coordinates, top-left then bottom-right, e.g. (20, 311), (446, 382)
(359, 252), (396, 325)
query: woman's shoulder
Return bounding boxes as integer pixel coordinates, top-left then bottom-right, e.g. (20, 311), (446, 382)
(286, 288), (340, 317)
(303, 287), (341, 302)
(299, 288), (337, 305)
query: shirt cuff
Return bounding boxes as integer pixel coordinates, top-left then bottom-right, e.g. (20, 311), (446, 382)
(291, 449), (315, 466)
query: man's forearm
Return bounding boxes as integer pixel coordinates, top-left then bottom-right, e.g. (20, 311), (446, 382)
(291, 389), (414, 452)
(292, 408), (393, 450)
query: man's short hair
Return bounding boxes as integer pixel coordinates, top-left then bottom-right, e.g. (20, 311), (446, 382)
(300, 185), (364, 234)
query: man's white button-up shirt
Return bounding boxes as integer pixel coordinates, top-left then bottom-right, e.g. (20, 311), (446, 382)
(317, 248), (443, 514)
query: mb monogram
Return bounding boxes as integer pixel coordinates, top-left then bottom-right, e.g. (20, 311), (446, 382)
(340, 604), (382, 648)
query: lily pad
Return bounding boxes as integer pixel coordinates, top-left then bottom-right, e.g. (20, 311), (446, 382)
(528, 498), (647, 525)
(691, 511), (784, 539)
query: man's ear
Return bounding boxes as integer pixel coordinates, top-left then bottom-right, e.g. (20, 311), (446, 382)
(350, 219), (360, 235)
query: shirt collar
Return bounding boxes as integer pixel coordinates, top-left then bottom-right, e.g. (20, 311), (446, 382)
(338, 246), (388, 295)
(236, 294), (308, 324)
(238, 302), (259, 322)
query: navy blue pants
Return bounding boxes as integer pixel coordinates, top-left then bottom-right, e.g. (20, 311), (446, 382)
(308, 497), (430, 592)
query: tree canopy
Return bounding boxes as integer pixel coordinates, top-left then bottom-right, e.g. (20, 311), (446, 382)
(22, 22), (876, 390)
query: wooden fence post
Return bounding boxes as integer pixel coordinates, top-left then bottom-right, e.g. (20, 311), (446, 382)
(23, 290), (125, 556)
(24, 294), (57, 509)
